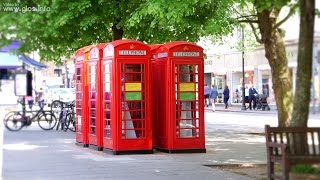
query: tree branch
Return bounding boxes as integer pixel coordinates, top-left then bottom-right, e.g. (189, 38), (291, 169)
(236, 15), (258, 20)
(273, 3), (299, 30)
(248, 22), (262, 44)
(238, 19), (258, 23)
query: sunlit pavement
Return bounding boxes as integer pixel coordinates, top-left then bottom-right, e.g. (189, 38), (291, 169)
(0, 104), (319, 180)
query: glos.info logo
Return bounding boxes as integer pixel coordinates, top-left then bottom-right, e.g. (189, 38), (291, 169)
(1, 2), (50, 13)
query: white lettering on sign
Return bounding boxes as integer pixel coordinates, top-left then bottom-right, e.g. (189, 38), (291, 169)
(157, 52), (168, 59)
(90, 47), (99, 59)
(103, 45), (114, 58)
(119, 50), (146, 56)
(76, 56), (84, 61)
(173, 52), (199, 57)
(104, 50), (114, 57)
(90, 53), (99, 59)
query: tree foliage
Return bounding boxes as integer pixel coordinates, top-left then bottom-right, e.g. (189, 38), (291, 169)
(0, 0), (235, 63)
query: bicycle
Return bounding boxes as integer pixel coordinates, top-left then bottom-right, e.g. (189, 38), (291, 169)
(4, 105), (57, 131)
(64, 101), (76, 132)
(51, 100), (75, 132)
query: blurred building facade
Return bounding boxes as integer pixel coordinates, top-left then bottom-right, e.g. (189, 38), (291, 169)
(204, 37), (320, 112)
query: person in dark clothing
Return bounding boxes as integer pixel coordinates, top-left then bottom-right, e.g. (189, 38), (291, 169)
(223, 85), (230, 109)
(249, 85), (258, 110)
(262, 84), (269, 98)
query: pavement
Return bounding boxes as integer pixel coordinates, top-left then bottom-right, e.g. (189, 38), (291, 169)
(0, 103), (319, 180)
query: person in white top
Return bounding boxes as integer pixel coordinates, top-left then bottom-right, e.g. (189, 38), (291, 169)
(244, 85), (249, 103)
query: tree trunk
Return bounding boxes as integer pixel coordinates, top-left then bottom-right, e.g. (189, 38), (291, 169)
(291, 0), (315, 127)
(112, 22), (123, 40)
(256, 9), (294, 127)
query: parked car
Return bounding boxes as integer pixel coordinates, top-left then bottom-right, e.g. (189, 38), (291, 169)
(45, 88), (75, 106)
(58, 88), (76, 103)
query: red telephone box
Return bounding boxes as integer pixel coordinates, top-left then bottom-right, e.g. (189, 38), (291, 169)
(75, 45), (94, 147)
(87, 43), (107, 151)
(154, 41), (206, 153)
(149, 44), (161, 147)
(101, 40), (153, 155)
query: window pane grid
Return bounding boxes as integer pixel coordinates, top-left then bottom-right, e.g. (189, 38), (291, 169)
(121, 64), (146, 139)
(104, 63), (112, 138)
(75, 67), (82, 133)
(175, 64), (199, 138)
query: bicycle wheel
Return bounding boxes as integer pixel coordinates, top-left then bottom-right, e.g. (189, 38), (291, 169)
(51, 100), (63, 120)
(4, 112), (25, 131)
(37, 111), (57, 130)
(65, 112), (75, 132)
(56, 108), (68, 131)
(3, 111), (16, 126)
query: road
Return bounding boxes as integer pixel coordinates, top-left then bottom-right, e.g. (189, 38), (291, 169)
(0, 109), (319, 179)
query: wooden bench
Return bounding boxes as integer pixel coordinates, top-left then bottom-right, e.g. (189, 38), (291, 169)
(265, 125), (320, 180)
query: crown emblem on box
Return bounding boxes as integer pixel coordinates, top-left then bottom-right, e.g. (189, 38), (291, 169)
(183, 46), (189, 51)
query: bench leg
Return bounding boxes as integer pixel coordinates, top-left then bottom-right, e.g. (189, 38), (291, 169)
(267, 160), (274, 180)
(282, 161), (290, 180)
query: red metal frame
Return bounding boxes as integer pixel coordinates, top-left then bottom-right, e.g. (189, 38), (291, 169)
(75, 45), (94, 147)
(87, 43), (107, 150)
(149, 44), (161, 148)
(102, 40), (153, 154)
(154, 41), (206, 153)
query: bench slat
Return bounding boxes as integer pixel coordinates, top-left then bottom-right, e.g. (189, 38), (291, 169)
(286, 132), (290, 154)
(311, 132), (315, 154)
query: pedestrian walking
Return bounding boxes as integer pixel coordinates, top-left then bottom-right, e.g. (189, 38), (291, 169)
(26, 95), (34, 110)
(204, 84), (210, 107)
(249, 85), (258, 110)
(262, 84), (269, 98)
(244, 85), (249, 104)
(223, 85), (230, 109)
(210, 85), (218, 112)
(37, 88), (45, 109)
(234, 89), (240, 103)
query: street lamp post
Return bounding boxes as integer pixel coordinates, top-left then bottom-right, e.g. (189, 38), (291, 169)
(241, 26), (246, 110)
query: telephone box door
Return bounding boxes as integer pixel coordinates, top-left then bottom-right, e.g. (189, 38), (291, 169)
(88, 45), (104, 150)
(75, 62), (84, 144)
(172, 62), (205, 151)
(116, 60), (151, 151)
(102, 40), (153, 154)
(88, 61), (98, 147)
(75, 46), (92, 147)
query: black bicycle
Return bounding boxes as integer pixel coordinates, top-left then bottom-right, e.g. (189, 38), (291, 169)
(64, 101), (76, 132)
(4, 107), (57, 131)
(51, 100), (75, 132)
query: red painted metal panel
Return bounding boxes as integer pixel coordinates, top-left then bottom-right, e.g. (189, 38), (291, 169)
(75, 45), (94, 146)
(88, 43), (107, 150)
(154, 41), (206, 152)
(149, 44), (161, 148)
